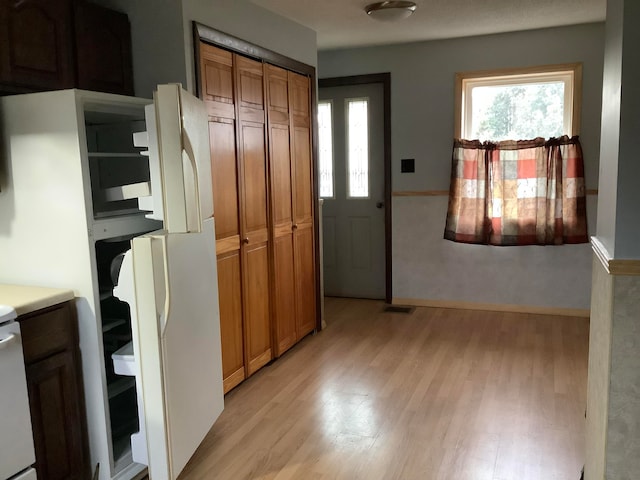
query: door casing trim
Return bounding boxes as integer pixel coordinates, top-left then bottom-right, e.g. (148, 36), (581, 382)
(319, 74), (392, 303)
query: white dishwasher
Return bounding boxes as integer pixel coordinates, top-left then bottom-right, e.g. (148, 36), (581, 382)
(0, 305), (37, 480)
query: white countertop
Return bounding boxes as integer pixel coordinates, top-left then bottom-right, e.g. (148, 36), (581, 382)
(0, 284), (74, 316)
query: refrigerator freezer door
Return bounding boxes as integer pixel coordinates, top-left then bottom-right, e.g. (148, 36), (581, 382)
(178, 86), (214, 222)
(132, 217), (223, 480)
(153, 84), (212, 234)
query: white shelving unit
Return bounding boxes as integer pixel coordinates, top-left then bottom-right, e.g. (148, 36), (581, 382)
(0, 89), (162, 480)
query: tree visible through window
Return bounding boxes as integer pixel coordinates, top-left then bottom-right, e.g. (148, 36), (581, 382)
(456, 64), (581, 141)
(472, 82), (564, 140)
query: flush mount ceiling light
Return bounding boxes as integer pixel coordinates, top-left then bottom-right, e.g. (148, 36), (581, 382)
(365, 1), (417, 21)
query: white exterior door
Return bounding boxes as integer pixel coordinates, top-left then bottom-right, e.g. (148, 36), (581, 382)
(319, 83), (385, 299)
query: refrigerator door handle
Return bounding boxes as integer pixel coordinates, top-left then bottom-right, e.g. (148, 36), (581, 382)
(181, 130), (202, 234)
(158, 236), (172, 337)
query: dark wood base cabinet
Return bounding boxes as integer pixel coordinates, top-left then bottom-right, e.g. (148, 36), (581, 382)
(18, 301), (90, 480)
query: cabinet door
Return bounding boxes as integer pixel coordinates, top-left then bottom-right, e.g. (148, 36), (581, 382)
(73, 2), (134, 95)
(289, 72), (317, 339)
(235, 54), (272, 375)
(200, 44), (245, 393)
(26, 351), (87, 480)
(0, 0), (74, 91)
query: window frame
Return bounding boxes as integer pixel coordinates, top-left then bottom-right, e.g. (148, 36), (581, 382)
(454, 63), (582, 140)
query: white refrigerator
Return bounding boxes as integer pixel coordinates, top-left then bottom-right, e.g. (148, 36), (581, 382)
(112, 84), (224, 480)
(0, 84), (223, 480)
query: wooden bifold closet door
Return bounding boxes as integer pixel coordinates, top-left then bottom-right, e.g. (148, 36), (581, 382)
(198, 44), (246, 393)
(234, 55), (272, 376)
(199, 42), (317, 393)
(265, 66), (316, 356)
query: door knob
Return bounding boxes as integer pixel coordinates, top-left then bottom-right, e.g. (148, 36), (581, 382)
(376, 202), (384, 209)
(292, 224), (298, 230)
(242, 237), (249, 244)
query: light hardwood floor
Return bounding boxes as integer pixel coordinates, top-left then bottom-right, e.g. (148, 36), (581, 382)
(179, 298), (588, 480)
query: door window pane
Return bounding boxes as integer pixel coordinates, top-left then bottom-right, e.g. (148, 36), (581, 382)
(318, 101), (334, 198)
(347, 98), (369, 198)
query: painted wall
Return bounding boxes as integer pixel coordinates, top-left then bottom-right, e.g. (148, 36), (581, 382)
(319, 23), (605, 309)
(613, 0), (640, 259)
(595, 0), (622, 257)
(91, 0), (317, 98)
(585, 2), (640, 479)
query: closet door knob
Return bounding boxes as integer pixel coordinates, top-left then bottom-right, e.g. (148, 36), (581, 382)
(242, 237), (249, 244)
(292, 224), (298, 230)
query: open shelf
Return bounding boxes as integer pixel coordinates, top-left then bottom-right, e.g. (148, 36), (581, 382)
(88, 152), (147, 158)
(108, 377), (136, 399)
(103, 182), (151, 202)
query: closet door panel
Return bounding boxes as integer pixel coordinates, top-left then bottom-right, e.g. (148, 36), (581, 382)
(292, 126), (313, 225)
(289, 73), (310, 118)
(270, 125), (293, 227)
(209, 120), (239, 241)
(266, 64), (297, 356)
(243, 243), (272, 375)
(199, 44), (235, 119)
(239, 122), (269, 237)
(199, 43), (246, 392)
(236, 55), (264, 111)
(272, 234), (296, 356)
(235, 54), (272, 375)
(289, 71), (317, 338)
(217, 252), (245, 393)
(294, 224), (316, 339)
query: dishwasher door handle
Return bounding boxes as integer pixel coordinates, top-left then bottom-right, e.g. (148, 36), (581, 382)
(0, 333), (17, 350)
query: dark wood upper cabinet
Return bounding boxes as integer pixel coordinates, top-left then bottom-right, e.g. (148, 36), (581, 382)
(0, 0), (134, 95)
(73, 1), (134, 96)
(0, 0), (75, 92)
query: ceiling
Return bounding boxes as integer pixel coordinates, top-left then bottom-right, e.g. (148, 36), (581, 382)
(251, 0), (606, 50)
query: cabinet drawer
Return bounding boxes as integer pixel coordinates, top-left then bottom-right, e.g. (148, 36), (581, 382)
(19, 302), (75, 364)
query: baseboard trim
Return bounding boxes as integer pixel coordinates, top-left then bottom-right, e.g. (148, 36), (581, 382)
(392, 298), (590, 317)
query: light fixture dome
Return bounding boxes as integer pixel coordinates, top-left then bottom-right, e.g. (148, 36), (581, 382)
(365, 1), (417, 22)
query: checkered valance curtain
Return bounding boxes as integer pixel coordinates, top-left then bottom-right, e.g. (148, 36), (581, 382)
(444, 136), (588, 246)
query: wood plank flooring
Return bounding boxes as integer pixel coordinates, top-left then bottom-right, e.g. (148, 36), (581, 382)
(178, 298), (588, 480)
